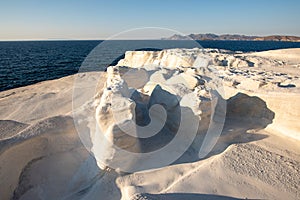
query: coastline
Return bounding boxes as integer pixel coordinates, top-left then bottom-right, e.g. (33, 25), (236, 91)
(0, 48), (299, 200)
(2, 42), (300, 92)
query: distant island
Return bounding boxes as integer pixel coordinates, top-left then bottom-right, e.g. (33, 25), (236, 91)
(163, 33), (300, 42)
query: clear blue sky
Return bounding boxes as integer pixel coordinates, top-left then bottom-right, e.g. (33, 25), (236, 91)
(1, 0), (299, 40)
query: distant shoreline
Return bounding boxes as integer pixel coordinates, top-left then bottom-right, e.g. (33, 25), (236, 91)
(163, 33), (300, 42)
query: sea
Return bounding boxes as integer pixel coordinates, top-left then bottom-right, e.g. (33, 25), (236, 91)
(1, 40), (300, 92)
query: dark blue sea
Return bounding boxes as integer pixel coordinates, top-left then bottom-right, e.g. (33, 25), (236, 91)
(1, 40), (300, 91)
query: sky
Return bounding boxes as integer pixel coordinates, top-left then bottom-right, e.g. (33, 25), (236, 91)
(0, 0), (300, 40)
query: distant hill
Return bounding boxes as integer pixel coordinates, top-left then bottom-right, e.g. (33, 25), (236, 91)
(162, 33), (300, 42)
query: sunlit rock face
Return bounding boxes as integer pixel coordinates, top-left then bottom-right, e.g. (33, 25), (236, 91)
(116, 49), (201, 69)
(93, 66), (140, 170)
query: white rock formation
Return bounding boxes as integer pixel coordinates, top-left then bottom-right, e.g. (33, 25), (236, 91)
(92, 49), (229, 172)
(1, 48), (300, 200)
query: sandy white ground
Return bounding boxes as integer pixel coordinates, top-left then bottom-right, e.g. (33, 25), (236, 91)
(0, 48), (299, 200)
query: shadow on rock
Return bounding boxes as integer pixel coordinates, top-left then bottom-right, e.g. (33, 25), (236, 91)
(175, 92), (275, 164)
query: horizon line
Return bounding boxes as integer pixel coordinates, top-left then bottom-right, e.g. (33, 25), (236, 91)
(1, 33), (300, 42)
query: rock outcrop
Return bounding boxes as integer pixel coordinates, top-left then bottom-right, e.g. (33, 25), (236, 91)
(1, 48), (300, 200)
(92, 48), (233, 172)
